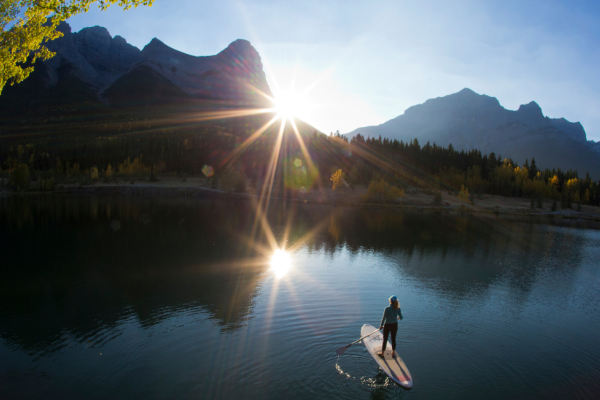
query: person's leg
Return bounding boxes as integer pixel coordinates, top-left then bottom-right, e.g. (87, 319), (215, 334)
(390, 323), (398, 356)
(379, 324), (390, 357)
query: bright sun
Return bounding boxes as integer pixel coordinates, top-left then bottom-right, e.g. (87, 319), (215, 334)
(270, 249), (292, 278)
(273, 91), (308, 120)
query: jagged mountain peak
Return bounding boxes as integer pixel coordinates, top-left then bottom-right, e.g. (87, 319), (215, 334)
(143, 37), (168, 50)
(517, 101), (543, 116)
(15, 22), (272, 107)
(56, 21), (72, 35)
(220, 39), (257, 57)
(226, 39), (254, 49)
(77, 25), (112, 39)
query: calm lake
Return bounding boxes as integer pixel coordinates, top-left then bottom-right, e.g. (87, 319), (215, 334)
(1, 195), (600, 399)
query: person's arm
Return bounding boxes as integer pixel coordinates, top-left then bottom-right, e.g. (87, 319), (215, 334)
(397, 308), (403, 321)
(380, 309), (386, 329)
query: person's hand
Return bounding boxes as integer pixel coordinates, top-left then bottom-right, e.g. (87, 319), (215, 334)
(379, 326), (383, 330)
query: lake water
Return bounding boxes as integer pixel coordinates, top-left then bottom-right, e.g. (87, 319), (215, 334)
(1, 195), (600, 399)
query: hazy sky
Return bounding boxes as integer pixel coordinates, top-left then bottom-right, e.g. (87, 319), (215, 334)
(68, 0), (600, 141)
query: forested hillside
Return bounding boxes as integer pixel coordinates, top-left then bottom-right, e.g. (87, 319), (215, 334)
(1, 117), (598, 209)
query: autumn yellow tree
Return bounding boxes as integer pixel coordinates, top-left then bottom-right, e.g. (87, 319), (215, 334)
(330, 169), (344, 191)
(584, 189), (590, 204)
(458, 185), (471, 202)
(1, 0), (153, 95)
(465, 165), (485, 195)
(565, 178), (579, 195)
(549, 175), (560, 190)
(363, 179), (405, 203)
(105, 163), (113, 180)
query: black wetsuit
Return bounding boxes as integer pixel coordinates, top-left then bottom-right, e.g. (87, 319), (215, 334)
(380, 306), (403, 351)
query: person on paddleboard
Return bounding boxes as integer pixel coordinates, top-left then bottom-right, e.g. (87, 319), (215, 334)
(378, 295), (403, 358)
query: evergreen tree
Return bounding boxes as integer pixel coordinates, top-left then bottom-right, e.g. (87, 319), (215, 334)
(529, 158), (538, 179)
(551, 198), (557, 212)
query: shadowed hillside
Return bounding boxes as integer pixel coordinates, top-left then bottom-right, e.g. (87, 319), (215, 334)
(345, 89), (600, 179)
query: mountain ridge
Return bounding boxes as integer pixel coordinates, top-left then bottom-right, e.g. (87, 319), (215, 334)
(346, 88), (599, 177)
(11, 22), (272, 109)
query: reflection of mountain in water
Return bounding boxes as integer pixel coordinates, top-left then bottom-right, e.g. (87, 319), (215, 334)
(0, 196), (594, 357)
(0, 196), (269, 356)
(285, 205), (590, 302)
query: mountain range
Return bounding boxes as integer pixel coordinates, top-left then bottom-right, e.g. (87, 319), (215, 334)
(0, 21), (278, 130)
(36, 22), (268, 104)
(1, 23), (599, 179)
(346, 88), (600, 178)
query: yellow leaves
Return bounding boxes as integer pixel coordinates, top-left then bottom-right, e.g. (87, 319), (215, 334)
(387, 185), (405, 199)
(549, 175), (560, 188)
(458, 185), (470, 202)
(565, 178), (579, 193)
(118, 156), (150, 175)
(0, 0), (153, 94)
(328, 215), (340, 241)
(514, 166), (529, 181)
(493, 163), (513, 183)
(330, 169), (344, 191)
(363, 179), (405, 203)
(466, 165), (485, 194)
(437, 167), (464, 191)
(90, 166), (98, 180)
(584, 189), (590, 204)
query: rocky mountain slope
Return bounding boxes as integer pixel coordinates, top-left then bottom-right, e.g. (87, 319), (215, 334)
(0, 21), (272, 114)
(346, 88), (600, 178)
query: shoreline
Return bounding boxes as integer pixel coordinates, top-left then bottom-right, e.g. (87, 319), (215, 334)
(3, 180), (600, 223)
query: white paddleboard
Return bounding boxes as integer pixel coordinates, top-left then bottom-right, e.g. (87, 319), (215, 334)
(361, 324), (413, 389)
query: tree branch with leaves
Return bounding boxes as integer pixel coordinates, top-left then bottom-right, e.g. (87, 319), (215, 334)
(0, 0), (153, 95)
(330, 169), (345, 191)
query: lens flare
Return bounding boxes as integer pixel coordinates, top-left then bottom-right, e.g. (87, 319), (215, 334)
(270, 249), (291, 278)
(202, 165), (214, 177)
(274, 91), (308, 120)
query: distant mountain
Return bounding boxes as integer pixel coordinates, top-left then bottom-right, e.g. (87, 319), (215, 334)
(346, 88), (600, 178)
(0, 22), (273, 119)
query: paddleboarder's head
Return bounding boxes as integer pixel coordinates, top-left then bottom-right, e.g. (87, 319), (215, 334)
(389, 295), (399, 309)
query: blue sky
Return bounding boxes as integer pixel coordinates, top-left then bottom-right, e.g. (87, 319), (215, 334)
(68, 0), (600, 141)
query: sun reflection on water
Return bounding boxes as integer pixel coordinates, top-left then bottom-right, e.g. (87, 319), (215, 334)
(270, 249), (291, 278)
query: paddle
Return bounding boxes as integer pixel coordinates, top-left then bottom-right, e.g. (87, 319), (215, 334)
(335, 327), (381, 356)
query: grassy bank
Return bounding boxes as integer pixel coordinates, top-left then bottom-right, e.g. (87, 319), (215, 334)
(3, 175), (595, 222)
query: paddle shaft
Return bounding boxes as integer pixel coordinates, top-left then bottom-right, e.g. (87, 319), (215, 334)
(345, 328), (381, 349)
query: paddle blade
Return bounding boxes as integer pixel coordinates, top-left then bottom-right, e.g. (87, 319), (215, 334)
(335, 345), (348, 356)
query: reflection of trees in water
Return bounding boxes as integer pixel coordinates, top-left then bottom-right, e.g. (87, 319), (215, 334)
(0, 196), (593, 356)
(0, 196), (270, 356)
(277, 205), (589, 301)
